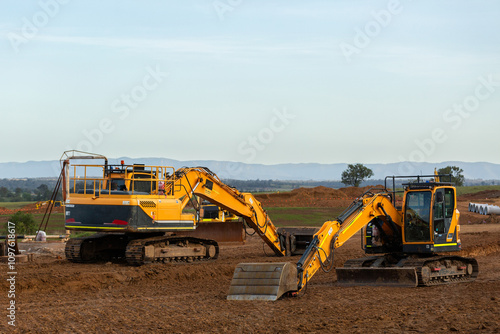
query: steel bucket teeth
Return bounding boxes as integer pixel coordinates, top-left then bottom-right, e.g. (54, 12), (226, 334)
(227, 262), (298, 301)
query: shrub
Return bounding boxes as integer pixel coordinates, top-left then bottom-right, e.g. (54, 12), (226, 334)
(6, 211), (38, 235)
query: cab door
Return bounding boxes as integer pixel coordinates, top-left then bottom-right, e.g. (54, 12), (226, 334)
(432, 189), (446, 244)
(432, 187), (456, 246)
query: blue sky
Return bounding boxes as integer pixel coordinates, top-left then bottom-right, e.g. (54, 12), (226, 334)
(1, 0), (499, 166)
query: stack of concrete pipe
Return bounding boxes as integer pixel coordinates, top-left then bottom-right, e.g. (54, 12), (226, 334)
(469, 203), (500, 215)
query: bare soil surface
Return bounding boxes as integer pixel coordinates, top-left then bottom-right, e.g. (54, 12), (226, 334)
(255, 185), (377, 208)
(1, 190), (499, 333)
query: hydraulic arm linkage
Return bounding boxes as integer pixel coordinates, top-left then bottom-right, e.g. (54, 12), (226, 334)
(295, 192), (401, 290)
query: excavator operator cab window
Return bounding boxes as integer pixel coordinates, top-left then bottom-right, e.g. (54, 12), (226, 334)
(404, 191), (432, 242)
(444, 188), (455, 218)
(132, 173), (157, 193)
(113, 179), (127, 191)
(433, 190), (445, 234)
(433, 188), (455, 241)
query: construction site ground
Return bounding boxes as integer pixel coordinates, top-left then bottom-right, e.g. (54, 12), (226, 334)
(1, 187), (499, 333)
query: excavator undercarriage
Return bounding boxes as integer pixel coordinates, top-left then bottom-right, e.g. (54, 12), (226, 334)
(65, 233), (219, 265)
(336, 254), (478, 287)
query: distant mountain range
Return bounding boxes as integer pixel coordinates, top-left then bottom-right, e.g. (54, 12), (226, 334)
(1, 158), (500, 181)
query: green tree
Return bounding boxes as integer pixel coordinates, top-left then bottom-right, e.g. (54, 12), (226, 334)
(22, 192), (33, 201)
(341, 163), (374, 187)
(0, 186), (8, 197)
(36, 184), (51, 201)
(437, 166), (465, 186)
(5, 211), (38, 235)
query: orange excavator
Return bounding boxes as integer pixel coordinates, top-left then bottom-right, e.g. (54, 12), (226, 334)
(227, 174), (478, 300)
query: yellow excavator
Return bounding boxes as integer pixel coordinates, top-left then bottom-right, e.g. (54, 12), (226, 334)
(227, 174), (478, 300)
(61, 151), (306, 264)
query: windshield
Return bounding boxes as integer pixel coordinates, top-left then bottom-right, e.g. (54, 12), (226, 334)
(404, 191), (432, 242)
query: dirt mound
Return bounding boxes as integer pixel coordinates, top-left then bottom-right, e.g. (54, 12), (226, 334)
(459, 190), (500, 201)
(255, 185), (382, 207)
(290, 186), (347, 198)
(460, 210), (500, 225)
(8, 261), (238, 295)
(459, 241), (500, 257)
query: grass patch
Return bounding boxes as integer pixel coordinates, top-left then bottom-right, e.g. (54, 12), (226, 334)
(265, 207), (346, 227)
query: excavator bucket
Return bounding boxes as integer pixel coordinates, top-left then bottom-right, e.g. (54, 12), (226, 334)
(227, 262), (298, 301)
(336, 267), (419, 287)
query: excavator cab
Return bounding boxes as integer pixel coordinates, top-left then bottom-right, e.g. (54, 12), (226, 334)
(363, 180), (460, 254)
(401, 184), (460, 253)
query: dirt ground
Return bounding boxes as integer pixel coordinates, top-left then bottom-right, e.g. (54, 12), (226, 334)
(1, 189), (499, 333)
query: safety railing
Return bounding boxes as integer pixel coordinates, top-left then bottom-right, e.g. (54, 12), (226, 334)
(68, 164), (176, 196)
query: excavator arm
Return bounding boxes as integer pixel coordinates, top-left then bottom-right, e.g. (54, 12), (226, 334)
(227, 190), (404, 300)
(172, 167), (285, 256)
(295, 193), (402, 290)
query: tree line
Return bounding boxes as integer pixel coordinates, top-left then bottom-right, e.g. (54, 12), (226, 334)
(0, 184), (57, 202)
(340, 164), (466, 187)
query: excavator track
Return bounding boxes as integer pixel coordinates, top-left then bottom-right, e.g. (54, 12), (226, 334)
(337, 254), (478, 287)
(403, 255), (478, 286)
(65, 233), (129, 263)
(65, 237), (87, 263)
(65, 233), (219, 265)
(125, 236), (219, 266)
